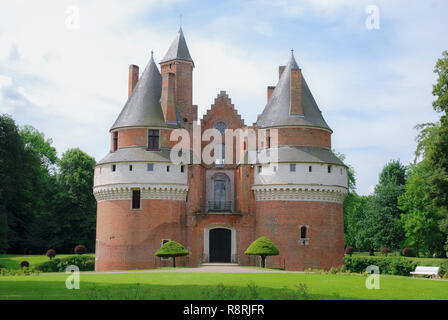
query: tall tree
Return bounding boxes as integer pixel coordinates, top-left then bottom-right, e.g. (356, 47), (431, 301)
(48, 148), (96, 251)
(0, 114), (24, 253)
(358, 160), (407, 250)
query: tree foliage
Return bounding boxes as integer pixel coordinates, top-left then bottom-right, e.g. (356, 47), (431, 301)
(155, 241), (189, 268)
(245, 236), (279, 268)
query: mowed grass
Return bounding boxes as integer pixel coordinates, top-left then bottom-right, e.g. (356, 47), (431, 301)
(0, 254), (95, 270)
(0, 271), (447, 300)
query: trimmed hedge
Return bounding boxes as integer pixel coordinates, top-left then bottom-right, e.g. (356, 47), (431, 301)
(344, 256), (448, 277)
(37, 255), (95, 272)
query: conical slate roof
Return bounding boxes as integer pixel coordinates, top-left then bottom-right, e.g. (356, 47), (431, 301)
(160, 28), (194, 65)
(256, 52), (331, 131)
(111, 53), (167, 130)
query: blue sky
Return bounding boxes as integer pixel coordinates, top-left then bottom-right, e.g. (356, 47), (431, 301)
(0, 0), (447, 195)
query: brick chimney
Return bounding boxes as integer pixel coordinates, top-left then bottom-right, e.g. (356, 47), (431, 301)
(128, 65), (139, 98)
(279, 66), (286, 79)
(161, 72), (177, 123)
(290, 67), (303, 115)
(267, 86), (275, 102)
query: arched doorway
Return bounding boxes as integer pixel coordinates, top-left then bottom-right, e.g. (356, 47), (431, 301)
(209, 228), (231, 262)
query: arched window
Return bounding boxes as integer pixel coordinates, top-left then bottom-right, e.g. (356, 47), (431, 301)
(215, 121), (226, 134)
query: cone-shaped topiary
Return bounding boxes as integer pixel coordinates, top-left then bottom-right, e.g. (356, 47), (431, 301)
(245, 236), (279, 268)
(155, 241), (189, 268)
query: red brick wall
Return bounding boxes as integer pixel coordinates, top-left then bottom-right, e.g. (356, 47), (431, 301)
(95, 199), (187, 271)
(115, 128), (147, 149)
(255, 200), (344, 270)
(161, 61), (195, 122)
(276, 127), (331, 149)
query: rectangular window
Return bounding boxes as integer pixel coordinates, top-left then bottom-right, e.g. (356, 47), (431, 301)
(328, 165), (332, 173)
(113, 132), (118, 151)
(112, 164), (116, 172)
(273, 166), (277, 172)
(147, 163), (154, 171)
(166, 165), (170, 172)
(309, 166), (312, 172)
(148, 129), (159, 150)
(290, 164), (296, 172)
(258, 166), (262, 173)
(132, 189), (141, 209)
(129, 165), (133, 171)
(181, 165), (184, 173)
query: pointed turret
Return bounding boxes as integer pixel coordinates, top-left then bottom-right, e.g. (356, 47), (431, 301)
(160, 27), (194, 66)
(111, 52), (167, 130)
(257, 51), (331, 131)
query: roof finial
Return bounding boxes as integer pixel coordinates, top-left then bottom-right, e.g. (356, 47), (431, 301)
(180, 14), (182, 29)
(151, 50), (154, 58)
(291, 48), (294, 55)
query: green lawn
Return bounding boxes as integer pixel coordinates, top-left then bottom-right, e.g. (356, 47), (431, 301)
(0, 271), (447, 300)
(0, 254), (95, 270)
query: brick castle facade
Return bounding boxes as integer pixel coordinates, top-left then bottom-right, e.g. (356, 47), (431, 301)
(93, 28), (348, 271)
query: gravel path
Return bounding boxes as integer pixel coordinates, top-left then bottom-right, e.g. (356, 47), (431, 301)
(41, 264), (296, 275)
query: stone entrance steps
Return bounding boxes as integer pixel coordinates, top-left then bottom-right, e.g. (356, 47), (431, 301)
(200, 263), (239, 267)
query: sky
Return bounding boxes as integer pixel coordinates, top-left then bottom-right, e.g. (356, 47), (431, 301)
(0, 0), (447, 195)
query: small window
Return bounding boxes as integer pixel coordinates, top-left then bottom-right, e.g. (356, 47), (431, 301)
(181, 165), (185, 173)
(113, 132), (118, 151)
(258, 166), (262, 173)
(129, 165), (133, 171)
(166, 165), (170, 172)
(290, 164), (296, 172)
(147, 163), (154, 171)
(267, 136), (271, 148)
(132, 189), (141, 209)
(328, 165), (332, 173)
(148, 129), (159, 150)
(300, 226), (307, 239)
(309, 166), (312, 172)
(273, 166), (277, 172)
(112, 164), (116, 172)
(340, 168), (343, 174)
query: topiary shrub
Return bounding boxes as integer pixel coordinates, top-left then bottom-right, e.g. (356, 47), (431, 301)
(380, 248), (390, 256)
(345, 246), (355, 256)
(368, 248), (375, 256)
(402, 247), (414, 257)
(46, 249), (56, 260)
(155, 241), (189, 268)
(20, 261), (30, 268)
(74, 244), (87, 255)
(245, 236), (279, 268)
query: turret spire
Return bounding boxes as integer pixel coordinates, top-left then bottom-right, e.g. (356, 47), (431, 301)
(160, 27), (194, 66)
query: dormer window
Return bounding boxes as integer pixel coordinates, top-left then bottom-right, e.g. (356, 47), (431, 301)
(148, 129), (159, 150)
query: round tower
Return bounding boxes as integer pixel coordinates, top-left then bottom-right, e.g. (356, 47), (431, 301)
(93, 52), (188, 271)
(253, 51), (348, 270)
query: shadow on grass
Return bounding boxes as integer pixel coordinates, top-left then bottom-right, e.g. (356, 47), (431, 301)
(0, 280), (352, 300)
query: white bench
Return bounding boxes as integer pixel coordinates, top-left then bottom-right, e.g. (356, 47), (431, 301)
(410, 266), (440, 279)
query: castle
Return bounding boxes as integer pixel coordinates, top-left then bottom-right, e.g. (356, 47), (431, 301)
(93, 28), (348, 271)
